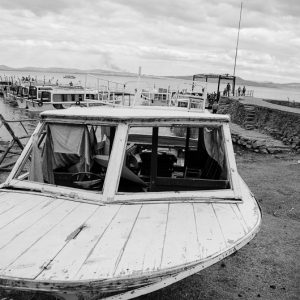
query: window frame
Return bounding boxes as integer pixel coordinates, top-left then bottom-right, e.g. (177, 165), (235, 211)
(111, 122), (242, 203)
(3, 119), (242, 204)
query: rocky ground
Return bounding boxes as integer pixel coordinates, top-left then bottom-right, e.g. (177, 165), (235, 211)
(0, 148), (299, 300)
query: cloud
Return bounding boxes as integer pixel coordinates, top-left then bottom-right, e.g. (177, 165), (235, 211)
(0, 0), (299, 82)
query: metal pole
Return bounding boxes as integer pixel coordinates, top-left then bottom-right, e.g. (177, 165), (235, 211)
(233, 2), (243, 77)
(133, 66), (142, 106)
(84, 74), (87, 106)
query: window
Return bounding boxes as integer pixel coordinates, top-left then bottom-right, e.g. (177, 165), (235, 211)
(117, 125), (230, 193)
(17, 123), (117, 193)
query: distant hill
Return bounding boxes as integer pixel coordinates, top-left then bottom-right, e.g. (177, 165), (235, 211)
(0, 65), (299, 88)
(0, 65), (137, 77)
(167, 74), (300, 89)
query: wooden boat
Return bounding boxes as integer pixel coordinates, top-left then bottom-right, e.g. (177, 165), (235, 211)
(0, 81), (12, 98)
(0, 105), (261, 299)
(63, 75), (76, 79)
(25, 86), (100, 111)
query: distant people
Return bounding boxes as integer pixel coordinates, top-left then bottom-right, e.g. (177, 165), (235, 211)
(69, 81), (73, 86)
(212, 101), (218, 114)
(226, 83), (231, 96)
(223, 88), (227, 96)
(242, 86), (246, 96)
(238, 86), (241, 96)
(56, 79), (59, 86)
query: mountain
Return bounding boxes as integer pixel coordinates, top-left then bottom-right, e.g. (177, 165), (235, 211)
(0, 65), (299, 88)
(0, 65), (137, 77)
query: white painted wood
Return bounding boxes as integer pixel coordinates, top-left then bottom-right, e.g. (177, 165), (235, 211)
(0, 200), (80, 272)
(160, 203), (199, 269)
(0, 198), (63, 249)
(4, 122), (44, 185)
(0, 199), (16, 215)
(114, 203), (169, 277)
(223, 123), (242, 199)
(3, 202), (98, 278)
(231, 203), (249, 233)
(115, 189), (237, 203)
(37, 205), (121, 281)
(212, 203), (247, 246)
(0, 195), (48, 230)
(7, 180), (104, 204)
(236, 178), (261, 230)
(75, 204), (141, 280)
(102, 124), (128, 201)
(193, 203), (226, 259)
(40, 106), (230, 123)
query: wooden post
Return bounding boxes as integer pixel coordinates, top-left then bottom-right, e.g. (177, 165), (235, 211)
(150, 127), (158, 191)
(183, 127), (190, 175)
(217, 76), (221, 101)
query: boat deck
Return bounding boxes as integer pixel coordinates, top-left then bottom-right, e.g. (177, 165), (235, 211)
(0, 181), (260, 293)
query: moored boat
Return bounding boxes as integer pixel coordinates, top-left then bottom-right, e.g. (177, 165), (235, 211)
(26, 86), (99, 111)
(0, 105), (261, 299)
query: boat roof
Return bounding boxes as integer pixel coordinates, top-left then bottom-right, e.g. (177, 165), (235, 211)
(40, 106), (230, 123)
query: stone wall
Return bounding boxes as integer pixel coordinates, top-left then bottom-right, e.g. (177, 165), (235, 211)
(218, 97), (300, 152)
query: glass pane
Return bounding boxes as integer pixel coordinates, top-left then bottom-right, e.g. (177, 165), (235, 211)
(19, 123), (116, 192)
(117, 125), (230, 193)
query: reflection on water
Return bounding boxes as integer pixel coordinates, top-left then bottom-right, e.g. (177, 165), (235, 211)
(0, 98), (39, 141)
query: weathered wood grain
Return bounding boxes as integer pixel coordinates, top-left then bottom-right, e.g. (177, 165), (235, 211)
(212, 203), (247, 246)
(193, 203), (226, 259)
(76, 204), (141, 280)
(114, 203), (169, 277)
(0, 200), (80, 273)
(37, 205), (121, 280)
(0, 198), (63, 249)
(160, 203), (199, 269)
(2, 202), (98, 278)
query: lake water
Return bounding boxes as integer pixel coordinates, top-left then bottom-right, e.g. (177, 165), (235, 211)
(1, 69), (299, 141)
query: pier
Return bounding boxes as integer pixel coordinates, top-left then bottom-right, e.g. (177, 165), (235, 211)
(218, 96), (300, 153)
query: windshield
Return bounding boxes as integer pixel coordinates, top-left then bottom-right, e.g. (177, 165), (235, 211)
(13, 122), (117, 193)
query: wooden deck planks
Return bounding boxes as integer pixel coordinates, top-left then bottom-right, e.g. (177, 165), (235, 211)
(237, 183), (261, 231)
(75, 205), (142, 280)
(0, 199), (17, 216)
(212, 203), (247, 246)
(0, 198), (64, 250)
(0, 200), (81, 274)
(160, 203), (199, 269)
(37, 205), (121, 281)
(0, 194), (49, 230)
(2, 202), (99, 278)
(114, 204), (169, 277)
(193, 203), (226, 259)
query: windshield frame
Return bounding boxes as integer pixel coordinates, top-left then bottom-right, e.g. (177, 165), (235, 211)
(2, 119), (242, 203)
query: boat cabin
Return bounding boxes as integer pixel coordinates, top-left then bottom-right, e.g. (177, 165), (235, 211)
(6, 106), (241, 202)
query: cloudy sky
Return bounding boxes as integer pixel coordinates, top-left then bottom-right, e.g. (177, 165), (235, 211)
(0, 0), (299, 83)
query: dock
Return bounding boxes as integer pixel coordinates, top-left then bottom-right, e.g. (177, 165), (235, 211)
(218, 96), (300, 153)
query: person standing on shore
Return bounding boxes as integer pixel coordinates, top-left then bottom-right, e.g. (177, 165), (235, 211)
(226, 83), (231, 96)
(242, 86), (246, 96)
(238, 86), (241, 96)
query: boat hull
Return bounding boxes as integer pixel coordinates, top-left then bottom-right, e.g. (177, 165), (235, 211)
(0, 177), (261, 299)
